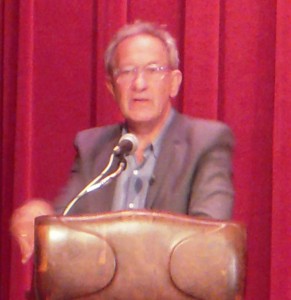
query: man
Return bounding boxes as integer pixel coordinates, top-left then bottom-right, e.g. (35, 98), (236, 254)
(11, 21), (234, 263)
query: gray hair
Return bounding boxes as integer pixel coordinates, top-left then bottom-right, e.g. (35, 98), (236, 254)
(104, 21), (180, 76)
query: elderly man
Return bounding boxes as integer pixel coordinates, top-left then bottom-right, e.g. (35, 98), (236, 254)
(11, 21), (234, 263)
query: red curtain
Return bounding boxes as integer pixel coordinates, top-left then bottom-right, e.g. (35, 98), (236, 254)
(1, 1), (290, 299)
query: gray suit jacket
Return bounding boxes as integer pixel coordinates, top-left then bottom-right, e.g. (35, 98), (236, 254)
(55, 110), (234, 220)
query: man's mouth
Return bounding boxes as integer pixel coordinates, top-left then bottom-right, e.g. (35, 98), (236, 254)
(133, 98), (149, 102)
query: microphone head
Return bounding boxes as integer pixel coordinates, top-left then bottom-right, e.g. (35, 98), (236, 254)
(114, 133), (138, 156)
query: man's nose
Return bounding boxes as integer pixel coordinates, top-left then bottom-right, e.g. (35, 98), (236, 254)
(131, 70), (148, 90)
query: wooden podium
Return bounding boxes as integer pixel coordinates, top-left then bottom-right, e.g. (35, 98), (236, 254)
(33, 211), (246, 300)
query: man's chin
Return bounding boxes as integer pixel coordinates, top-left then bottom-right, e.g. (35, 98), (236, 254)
(126, 115), (158, 126)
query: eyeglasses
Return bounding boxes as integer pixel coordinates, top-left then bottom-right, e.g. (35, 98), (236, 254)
(113, 64), (171, 84)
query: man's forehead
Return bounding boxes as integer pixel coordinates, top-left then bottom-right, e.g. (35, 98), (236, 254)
(113, 34), (169, 63)
(117, 33), (166, 49)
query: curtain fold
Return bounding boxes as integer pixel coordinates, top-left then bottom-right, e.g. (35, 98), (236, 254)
(9, 2), (36, 299)
(183, 1), (221, 119)
(1, 1), (290, 299)
(271, 1), (291, 298)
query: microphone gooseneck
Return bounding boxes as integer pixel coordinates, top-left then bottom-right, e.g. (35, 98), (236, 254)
(62, 133), (138, 216)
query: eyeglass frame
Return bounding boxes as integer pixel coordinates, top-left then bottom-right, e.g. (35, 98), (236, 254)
(112, 64), (172, 84)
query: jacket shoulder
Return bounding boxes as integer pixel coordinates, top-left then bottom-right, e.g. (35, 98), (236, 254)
(176, 112), (230, 131)
(172, 112), (234, 148)
(74, 124), (121, 155)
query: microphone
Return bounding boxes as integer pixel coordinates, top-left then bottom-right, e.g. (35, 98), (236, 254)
(113, 133), (138, 156)
(62, 133), (138, 215)
(149, 175), (156, 186)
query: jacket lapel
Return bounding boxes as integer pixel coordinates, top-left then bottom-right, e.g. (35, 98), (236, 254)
(146, 111), (185, 209)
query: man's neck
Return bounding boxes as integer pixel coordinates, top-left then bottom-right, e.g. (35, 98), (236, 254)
(127, 109), (171, 151)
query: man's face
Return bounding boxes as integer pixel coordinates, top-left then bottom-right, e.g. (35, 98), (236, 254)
(107, 34), (182, 128)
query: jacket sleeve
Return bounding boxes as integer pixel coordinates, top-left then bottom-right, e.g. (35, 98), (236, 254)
(53, 133), (87, 214)
(188, 122), (235, 220)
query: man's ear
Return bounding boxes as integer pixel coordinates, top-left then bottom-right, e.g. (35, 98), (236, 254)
(170, 70), (182, 98)
(106, 77), (115, 97)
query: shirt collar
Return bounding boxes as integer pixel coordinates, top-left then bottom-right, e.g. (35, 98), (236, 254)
(122, 108), (175, 158)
